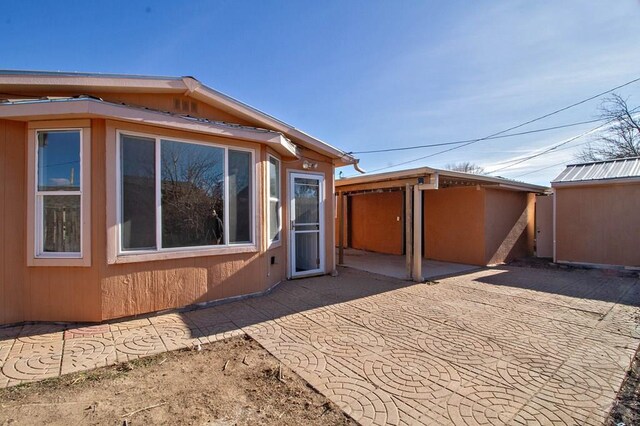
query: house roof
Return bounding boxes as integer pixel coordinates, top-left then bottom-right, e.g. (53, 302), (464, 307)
(552, 157), (640, 186)
(0, 70), (358, 166)
(336, 165), (549, 193)
(0, 96), (299, 159)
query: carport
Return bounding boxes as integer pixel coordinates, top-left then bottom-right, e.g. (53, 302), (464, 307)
(335, 167), (548, 281)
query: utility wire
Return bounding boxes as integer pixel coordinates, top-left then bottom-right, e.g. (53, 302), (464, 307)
(366, 75), (640, 174)
(486, 108), (640, 173)
(351, 118), (601, 154)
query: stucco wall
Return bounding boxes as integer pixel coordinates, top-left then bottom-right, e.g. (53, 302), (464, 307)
(483, 189), (535, 265)
(0, 116), (337, 325)
(349, 191), (404, 255)
(555, 183), (640, 267)
(423, 186), (486, 266)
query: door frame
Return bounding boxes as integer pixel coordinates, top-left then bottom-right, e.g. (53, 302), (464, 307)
(287, 171), (325, 279)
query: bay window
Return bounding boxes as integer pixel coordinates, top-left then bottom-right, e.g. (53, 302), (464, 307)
(118, 132), (254, 254)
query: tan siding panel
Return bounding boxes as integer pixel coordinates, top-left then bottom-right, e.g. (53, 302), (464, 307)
(349, 192), (404, 255)
(484, 189), (535, 265)
(423, 187), (486, 266)
(556, 184), (640, 267)
(2, 120), (26, 324)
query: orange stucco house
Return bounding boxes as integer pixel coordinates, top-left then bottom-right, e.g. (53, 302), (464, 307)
(0, 70), (359, 326)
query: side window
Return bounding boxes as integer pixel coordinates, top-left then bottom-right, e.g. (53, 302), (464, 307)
(268, 155), (281, 243)
(36, 130), (82, 256)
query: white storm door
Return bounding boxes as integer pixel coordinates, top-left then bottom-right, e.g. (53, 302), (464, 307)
(289, 173), (324, 278)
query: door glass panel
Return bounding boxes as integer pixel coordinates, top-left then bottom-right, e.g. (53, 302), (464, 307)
(295, 232), (319, 272)
(294, 179), (319, 224)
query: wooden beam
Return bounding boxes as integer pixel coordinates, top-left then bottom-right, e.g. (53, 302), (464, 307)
(405, 184), (413, 280)
(338, 193), (345, 265)
(412, 185), (423, 282)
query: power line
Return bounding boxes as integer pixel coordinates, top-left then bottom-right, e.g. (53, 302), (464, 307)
(351, 118), (601, 154)
(486, 108), (640, 173)
(366, 75), (640, 174)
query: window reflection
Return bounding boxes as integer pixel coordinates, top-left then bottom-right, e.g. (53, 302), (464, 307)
(161, 140), (225, 248)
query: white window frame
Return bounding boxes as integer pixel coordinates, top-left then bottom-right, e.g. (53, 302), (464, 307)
(267, 154), (282, 247)
(27, 121), (91, 267)
(115, 129), (256, 258)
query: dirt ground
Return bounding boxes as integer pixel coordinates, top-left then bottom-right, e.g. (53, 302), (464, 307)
(0, 335), (354, 426)
(608, 336), (640, 426)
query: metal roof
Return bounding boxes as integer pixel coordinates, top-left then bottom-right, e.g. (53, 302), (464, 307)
(552, 157), (640, 184)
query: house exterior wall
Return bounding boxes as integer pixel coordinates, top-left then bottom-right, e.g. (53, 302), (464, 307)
(483, 189), (535, 265)
(423, 186), (486, 266)
(0, 113), (337, 325)
(348, 191), (404, 255)
(555, 183), (640, 267)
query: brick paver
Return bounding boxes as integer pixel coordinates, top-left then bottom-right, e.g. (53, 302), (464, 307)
(0, 266), (638, 425)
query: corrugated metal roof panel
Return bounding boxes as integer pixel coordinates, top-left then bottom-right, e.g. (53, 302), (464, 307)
(552, 157), (640, 183)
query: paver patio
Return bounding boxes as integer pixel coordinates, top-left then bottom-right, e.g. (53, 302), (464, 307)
(1, 266), (639, 425)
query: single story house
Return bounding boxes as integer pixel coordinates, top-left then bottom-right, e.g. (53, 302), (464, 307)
(335, 167), (548, 280)
(551, 157), (640, 268)
(0, 70), (359, 326)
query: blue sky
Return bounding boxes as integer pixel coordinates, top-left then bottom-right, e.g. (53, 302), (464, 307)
(2, 1), (640, 185)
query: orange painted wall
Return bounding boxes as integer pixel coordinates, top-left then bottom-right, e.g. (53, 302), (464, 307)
(349, 192), (404, 255)
(0, 115), (337, 325)
(555, 183), (640, 267)
(423, 186), (486, 266)
(483, 189), (535, 265)
(0, 120), (27, 324)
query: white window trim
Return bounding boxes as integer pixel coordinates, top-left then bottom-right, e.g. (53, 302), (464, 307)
(111, 129), (257, 263)
(267, 154), (282, 248)
(27, 123), (91, 267)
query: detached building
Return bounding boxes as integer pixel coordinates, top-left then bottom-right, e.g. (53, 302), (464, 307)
(0, 70), (358, 326)
(335, 167), (547, 280)
(552, 157), (640, 268)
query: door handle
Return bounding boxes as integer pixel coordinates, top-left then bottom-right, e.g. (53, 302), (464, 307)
(291, 220), (295, 230)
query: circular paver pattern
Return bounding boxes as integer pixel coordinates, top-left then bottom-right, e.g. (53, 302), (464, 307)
(271, 342), (328, 375)
(364, 350), (462, 400)
(418, 329), (504, 365)
(114, 327), (165, 357)
(537, 365), (614, 409)
(310, 325), (385, 357)
(319, 376), (400, 426)
(447, 385), (529, 426)
(2, 349), (62, 381)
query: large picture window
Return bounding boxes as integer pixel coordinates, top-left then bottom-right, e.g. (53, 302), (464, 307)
(118, 132), (254, 254)
(36, 130), (83, 256)
(268, 155), (281, 243)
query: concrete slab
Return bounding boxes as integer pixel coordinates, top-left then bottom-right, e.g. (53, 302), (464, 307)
(340, 247), (480, 280)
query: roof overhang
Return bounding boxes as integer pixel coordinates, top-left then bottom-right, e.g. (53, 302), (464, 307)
(336, 166), (548, 193)
(0, 98), (299, 160)
(551, 176), (640, 188)
(0, 71), (357, 166)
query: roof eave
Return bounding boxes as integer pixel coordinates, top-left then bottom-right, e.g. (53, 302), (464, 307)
(0, 99), (299, 160)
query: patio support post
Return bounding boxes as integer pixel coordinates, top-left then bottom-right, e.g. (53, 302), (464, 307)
(338, 192), (345, 265)
(405, 184), (413, 280)
(412, 185), (423, 282)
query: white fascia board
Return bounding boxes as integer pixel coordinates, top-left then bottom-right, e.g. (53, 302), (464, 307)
(0, 99), (299, 159)
(0, 74), (185, 93)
